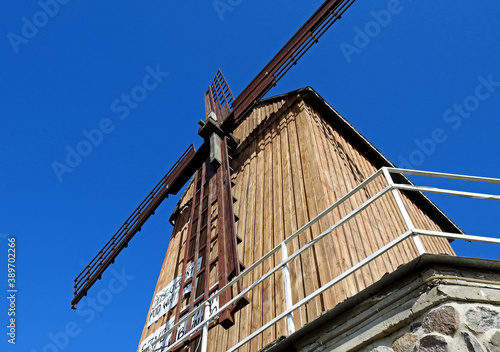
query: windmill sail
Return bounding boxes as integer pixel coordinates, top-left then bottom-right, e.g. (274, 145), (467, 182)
(72, 144), (199, 309)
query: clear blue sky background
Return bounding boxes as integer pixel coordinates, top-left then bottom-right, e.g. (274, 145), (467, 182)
(1, 1), (499, 351)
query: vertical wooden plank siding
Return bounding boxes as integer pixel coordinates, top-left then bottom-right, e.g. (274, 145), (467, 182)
(137, 189), (193, 346)
(137, 92), (455, 352)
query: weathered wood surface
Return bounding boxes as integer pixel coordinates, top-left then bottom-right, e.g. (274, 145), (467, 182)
(137, 92), (455, 352)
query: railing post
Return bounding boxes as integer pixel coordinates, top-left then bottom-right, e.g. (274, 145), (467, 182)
(383, 168), (426, 255)
(200, 302), (210, 352)
(280, 243), (296, 335)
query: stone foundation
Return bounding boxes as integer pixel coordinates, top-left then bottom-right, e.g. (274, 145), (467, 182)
(371, 303), (500, 352)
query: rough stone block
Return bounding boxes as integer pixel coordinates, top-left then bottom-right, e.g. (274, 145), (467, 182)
(418, 335), (448, 352)
(463, 332), (486, 352)
(392, 333), (418, 352)
(423, 306), (459, 336)
(466, 307), (500, 333)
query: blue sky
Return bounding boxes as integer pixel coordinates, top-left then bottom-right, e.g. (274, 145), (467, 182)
(1, 1), (499, 351)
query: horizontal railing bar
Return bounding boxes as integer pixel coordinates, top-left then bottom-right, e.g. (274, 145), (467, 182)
(393, 184), (500, 201)
(415, 229), (500, 245)
(386, 167), (500, 184)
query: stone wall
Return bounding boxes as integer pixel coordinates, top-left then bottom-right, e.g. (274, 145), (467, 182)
(370, 303), (500, 352)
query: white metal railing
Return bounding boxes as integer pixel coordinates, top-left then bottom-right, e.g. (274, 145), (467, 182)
(143, 167), (500, 352)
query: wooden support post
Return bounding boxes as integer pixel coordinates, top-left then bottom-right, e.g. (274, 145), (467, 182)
(217, 137), (249, 329)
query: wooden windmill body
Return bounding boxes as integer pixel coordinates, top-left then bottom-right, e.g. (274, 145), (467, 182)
(136, 87), (456, 351)
(71, 1), (460, 351)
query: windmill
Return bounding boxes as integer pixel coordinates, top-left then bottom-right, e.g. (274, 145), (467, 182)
(72, 0), (458, 351)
